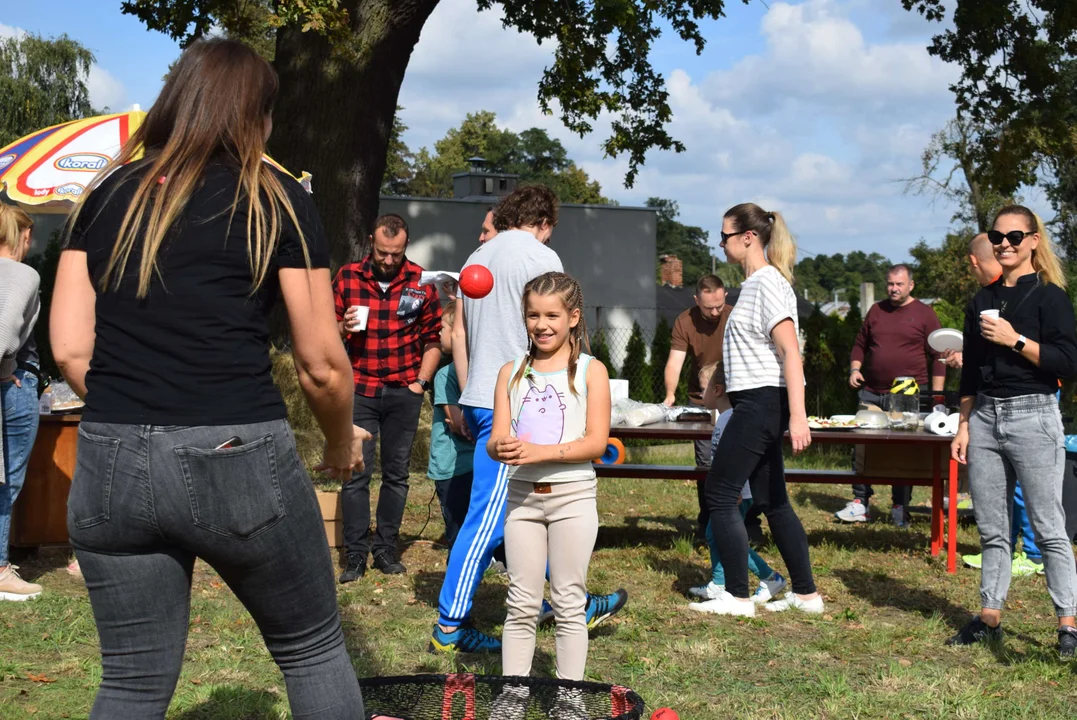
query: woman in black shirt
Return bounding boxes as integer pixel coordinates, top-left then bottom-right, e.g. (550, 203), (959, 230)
(50, 40), (368, 718)
(950, 205), (1077, 658)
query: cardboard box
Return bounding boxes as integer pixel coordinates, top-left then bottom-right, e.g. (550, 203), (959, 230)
(316, 490), (343, 548)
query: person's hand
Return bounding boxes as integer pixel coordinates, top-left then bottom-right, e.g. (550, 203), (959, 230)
(342, 306), (360, 332)
(502, 440), (543, 466)
(408, 381), (425, 395)
(941, 349), (963, 369)
(789, 414), (812, 455)
(493, 435), (523, 463)
(662, 392), (676, 407)
(849, 369), (864, 389)
(315, 425), (373, 481)
(2, 375), (20, 387)
(951, 424), (969, 465)
(980, 315), (1019, 348)
(439, 280), (458, 302)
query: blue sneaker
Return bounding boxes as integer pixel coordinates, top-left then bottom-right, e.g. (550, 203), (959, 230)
(428, 624), (501, 654)
(538, 599), (555, 626)
(585, 589), (628, 630)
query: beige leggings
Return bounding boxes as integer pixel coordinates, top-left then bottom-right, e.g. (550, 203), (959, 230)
(502, 478), (598, 681)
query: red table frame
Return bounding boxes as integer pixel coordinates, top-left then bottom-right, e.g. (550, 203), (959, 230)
(606, 422), (961, 573)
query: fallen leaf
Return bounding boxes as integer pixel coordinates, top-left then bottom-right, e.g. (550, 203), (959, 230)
(191, 679), (202, 686)
(25, 673), (56, 684)
(898, 658), (912, 667)
(374, 588), (384, 594)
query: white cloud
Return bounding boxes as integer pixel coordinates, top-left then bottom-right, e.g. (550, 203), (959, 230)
(0, 23), (26, 39)
(87, 64), (128, 112)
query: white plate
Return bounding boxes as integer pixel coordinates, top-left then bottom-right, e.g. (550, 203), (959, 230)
(928, 328), (963, 353)
(830, 415), (856, 423)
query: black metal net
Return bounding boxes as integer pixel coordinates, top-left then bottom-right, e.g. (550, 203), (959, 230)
(359, 673), (645, 720)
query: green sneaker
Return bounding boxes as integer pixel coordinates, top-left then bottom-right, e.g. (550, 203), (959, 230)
(962, 553), (983, 569)
(1012, 552), (1044, 577)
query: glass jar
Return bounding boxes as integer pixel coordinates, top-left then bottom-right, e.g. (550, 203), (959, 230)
(888, 376), (919, 429)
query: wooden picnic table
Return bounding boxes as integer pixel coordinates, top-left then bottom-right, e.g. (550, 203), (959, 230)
(595, 421), (961, 574)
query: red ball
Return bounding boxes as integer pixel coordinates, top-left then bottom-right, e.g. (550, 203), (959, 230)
(651, 709), (679, 720)
(459, 264), (494, 299)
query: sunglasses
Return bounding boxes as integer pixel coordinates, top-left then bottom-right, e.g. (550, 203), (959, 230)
(987, 229), (1034, 246)
(719, 230), (747, 244)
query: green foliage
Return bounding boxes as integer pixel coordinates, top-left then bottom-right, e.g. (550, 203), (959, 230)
(0, 34), (96, 147)
(405, 110), (609, 203)
(908, 231), (980, 307)
(801, 306), (860, 417)
(380, 106), (414, 196)
(590, 329), (614, 377)
(24, 229), (64, 379)
(795, 251), (891, 304)
(902, 1), (1077, 196)
(649, 197), (712, 287)
(621, 321), (652, 402)
(650, 316), (672, 401)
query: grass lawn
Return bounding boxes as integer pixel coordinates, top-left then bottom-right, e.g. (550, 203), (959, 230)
(3, 443), (1076, 719)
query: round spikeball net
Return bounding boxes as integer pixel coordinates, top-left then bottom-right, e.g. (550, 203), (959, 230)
(359, 673), (645, 720)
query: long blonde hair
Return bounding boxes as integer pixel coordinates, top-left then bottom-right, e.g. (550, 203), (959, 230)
(66, 38), (308, 297)
(724, 203), (797, 284)
(509, 272), (589, 397)
(995, 205), (1066, 288)
(0, 204), (33, 253)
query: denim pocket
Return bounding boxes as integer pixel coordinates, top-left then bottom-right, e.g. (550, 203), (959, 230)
(70, 428), (120, 529)
(175, 435), (286, 539)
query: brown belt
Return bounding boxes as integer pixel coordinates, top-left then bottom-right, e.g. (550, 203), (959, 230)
(532, 482), (552, 494)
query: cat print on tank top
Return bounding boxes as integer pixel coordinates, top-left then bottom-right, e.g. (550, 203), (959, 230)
(512, 383), (566, 445)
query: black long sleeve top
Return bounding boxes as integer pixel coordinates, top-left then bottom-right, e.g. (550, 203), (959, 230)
(959, 273), (1077, 399)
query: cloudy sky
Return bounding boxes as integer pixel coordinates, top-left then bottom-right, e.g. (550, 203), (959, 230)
(3, 0), (1041, 261)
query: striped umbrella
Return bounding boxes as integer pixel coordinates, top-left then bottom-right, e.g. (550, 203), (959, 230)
(0, 108), (310, 212)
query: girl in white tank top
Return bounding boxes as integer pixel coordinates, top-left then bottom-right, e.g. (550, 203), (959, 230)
(488, 272), (611, 684)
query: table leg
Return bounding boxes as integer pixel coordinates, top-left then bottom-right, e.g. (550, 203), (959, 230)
(931, 449), (942, 556)
(948, 456), (959, 574)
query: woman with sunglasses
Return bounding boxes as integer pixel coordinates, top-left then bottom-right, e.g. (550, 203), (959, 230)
(950, 205), (1077, 658)
(694, 203), (822, 617)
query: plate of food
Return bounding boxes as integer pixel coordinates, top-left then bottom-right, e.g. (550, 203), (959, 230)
(807, 415), (858, 430)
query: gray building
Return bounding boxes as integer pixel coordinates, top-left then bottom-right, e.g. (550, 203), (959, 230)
(381, 169), (657, 369)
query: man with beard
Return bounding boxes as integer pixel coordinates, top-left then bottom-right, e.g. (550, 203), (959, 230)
(334, 214), (443, 582)
(840, 263), (945, 527)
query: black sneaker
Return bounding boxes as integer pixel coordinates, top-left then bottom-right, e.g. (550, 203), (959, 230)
(373, 552), (406, 575)
(338, 555), (366, 584)
(1059, 626), (1077, 659)
(947, 616), (1003, 647)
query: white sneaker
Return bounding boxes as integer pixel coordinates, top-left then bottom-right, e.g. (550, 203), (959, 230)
(688, 590), (756, 617)
(688, 581), (724, 600)
(752, 572), (787, 605)
(0, 565), (42, 601)
(764, 592), (824, 614)
(835, 500), (868, 523)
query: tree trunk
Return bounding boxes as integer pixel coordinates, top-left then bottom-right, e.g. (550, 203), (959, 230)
(270, 0), (440, 270)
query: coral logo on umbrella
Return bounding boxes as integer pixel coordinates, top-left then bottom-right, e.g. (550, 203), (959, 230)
(55, 153), (111, 172)
(55, 183), (86, 197)
(0, 154), (15, 171)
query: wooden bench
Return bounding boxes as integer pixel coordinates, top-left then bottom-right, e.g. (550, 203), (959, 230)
(592, 463), (937, 488)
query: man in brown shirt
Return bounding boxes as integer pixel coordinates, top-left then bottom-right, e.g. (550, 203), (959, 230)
(661, 274), (732, 538)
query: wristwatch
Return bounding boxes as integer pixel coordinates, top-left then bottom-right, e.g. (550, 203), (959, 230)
(1013, 335), (1027, 352)
(415, 378), (430, 391)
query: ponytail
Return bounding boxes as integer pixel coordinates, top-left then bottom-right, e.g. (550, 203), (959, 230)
(766, 211), (796, 285)
(994, 205), (1066, 289)
(0, 204), (33, 254)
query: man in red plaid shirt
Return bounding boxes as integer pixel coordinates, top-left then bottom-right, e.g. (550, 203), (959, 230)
(334, 214), (442, 582)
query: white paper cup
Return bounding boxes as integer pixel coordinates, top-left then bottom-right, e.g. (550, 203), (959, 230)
(980, 309), (1000, 321)
(347, 305), (369, 332)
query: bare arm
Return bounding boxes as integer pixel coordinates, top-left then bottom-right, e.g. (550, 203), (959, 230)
(773, 319), (811, 454)
(279, 267), (356, 450)
(50, 251), (96, 399)
(452, 301), (469, 389)
(487, 362), (516, 458)
(415, 343), (442, 386)
(444, 404), (470, 439)
(663, 349), (687, 405)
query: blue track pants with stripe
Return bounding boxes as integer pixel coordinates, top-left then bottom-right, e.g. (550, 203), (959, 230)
(437, 406), (508, 626)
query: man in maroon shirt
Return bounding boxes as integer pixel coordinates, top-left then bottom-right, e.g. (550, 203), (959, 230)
(838, 264), (945, 526)
(333, 214), (443, 582)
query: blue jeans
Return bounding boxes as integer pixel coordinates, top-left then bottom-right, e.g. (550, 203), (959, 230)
(69, 420), (362, 719)
(707, 499), (774, 586)
(1, 369), (40, 566)
(1012, 481), (1041, 562)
